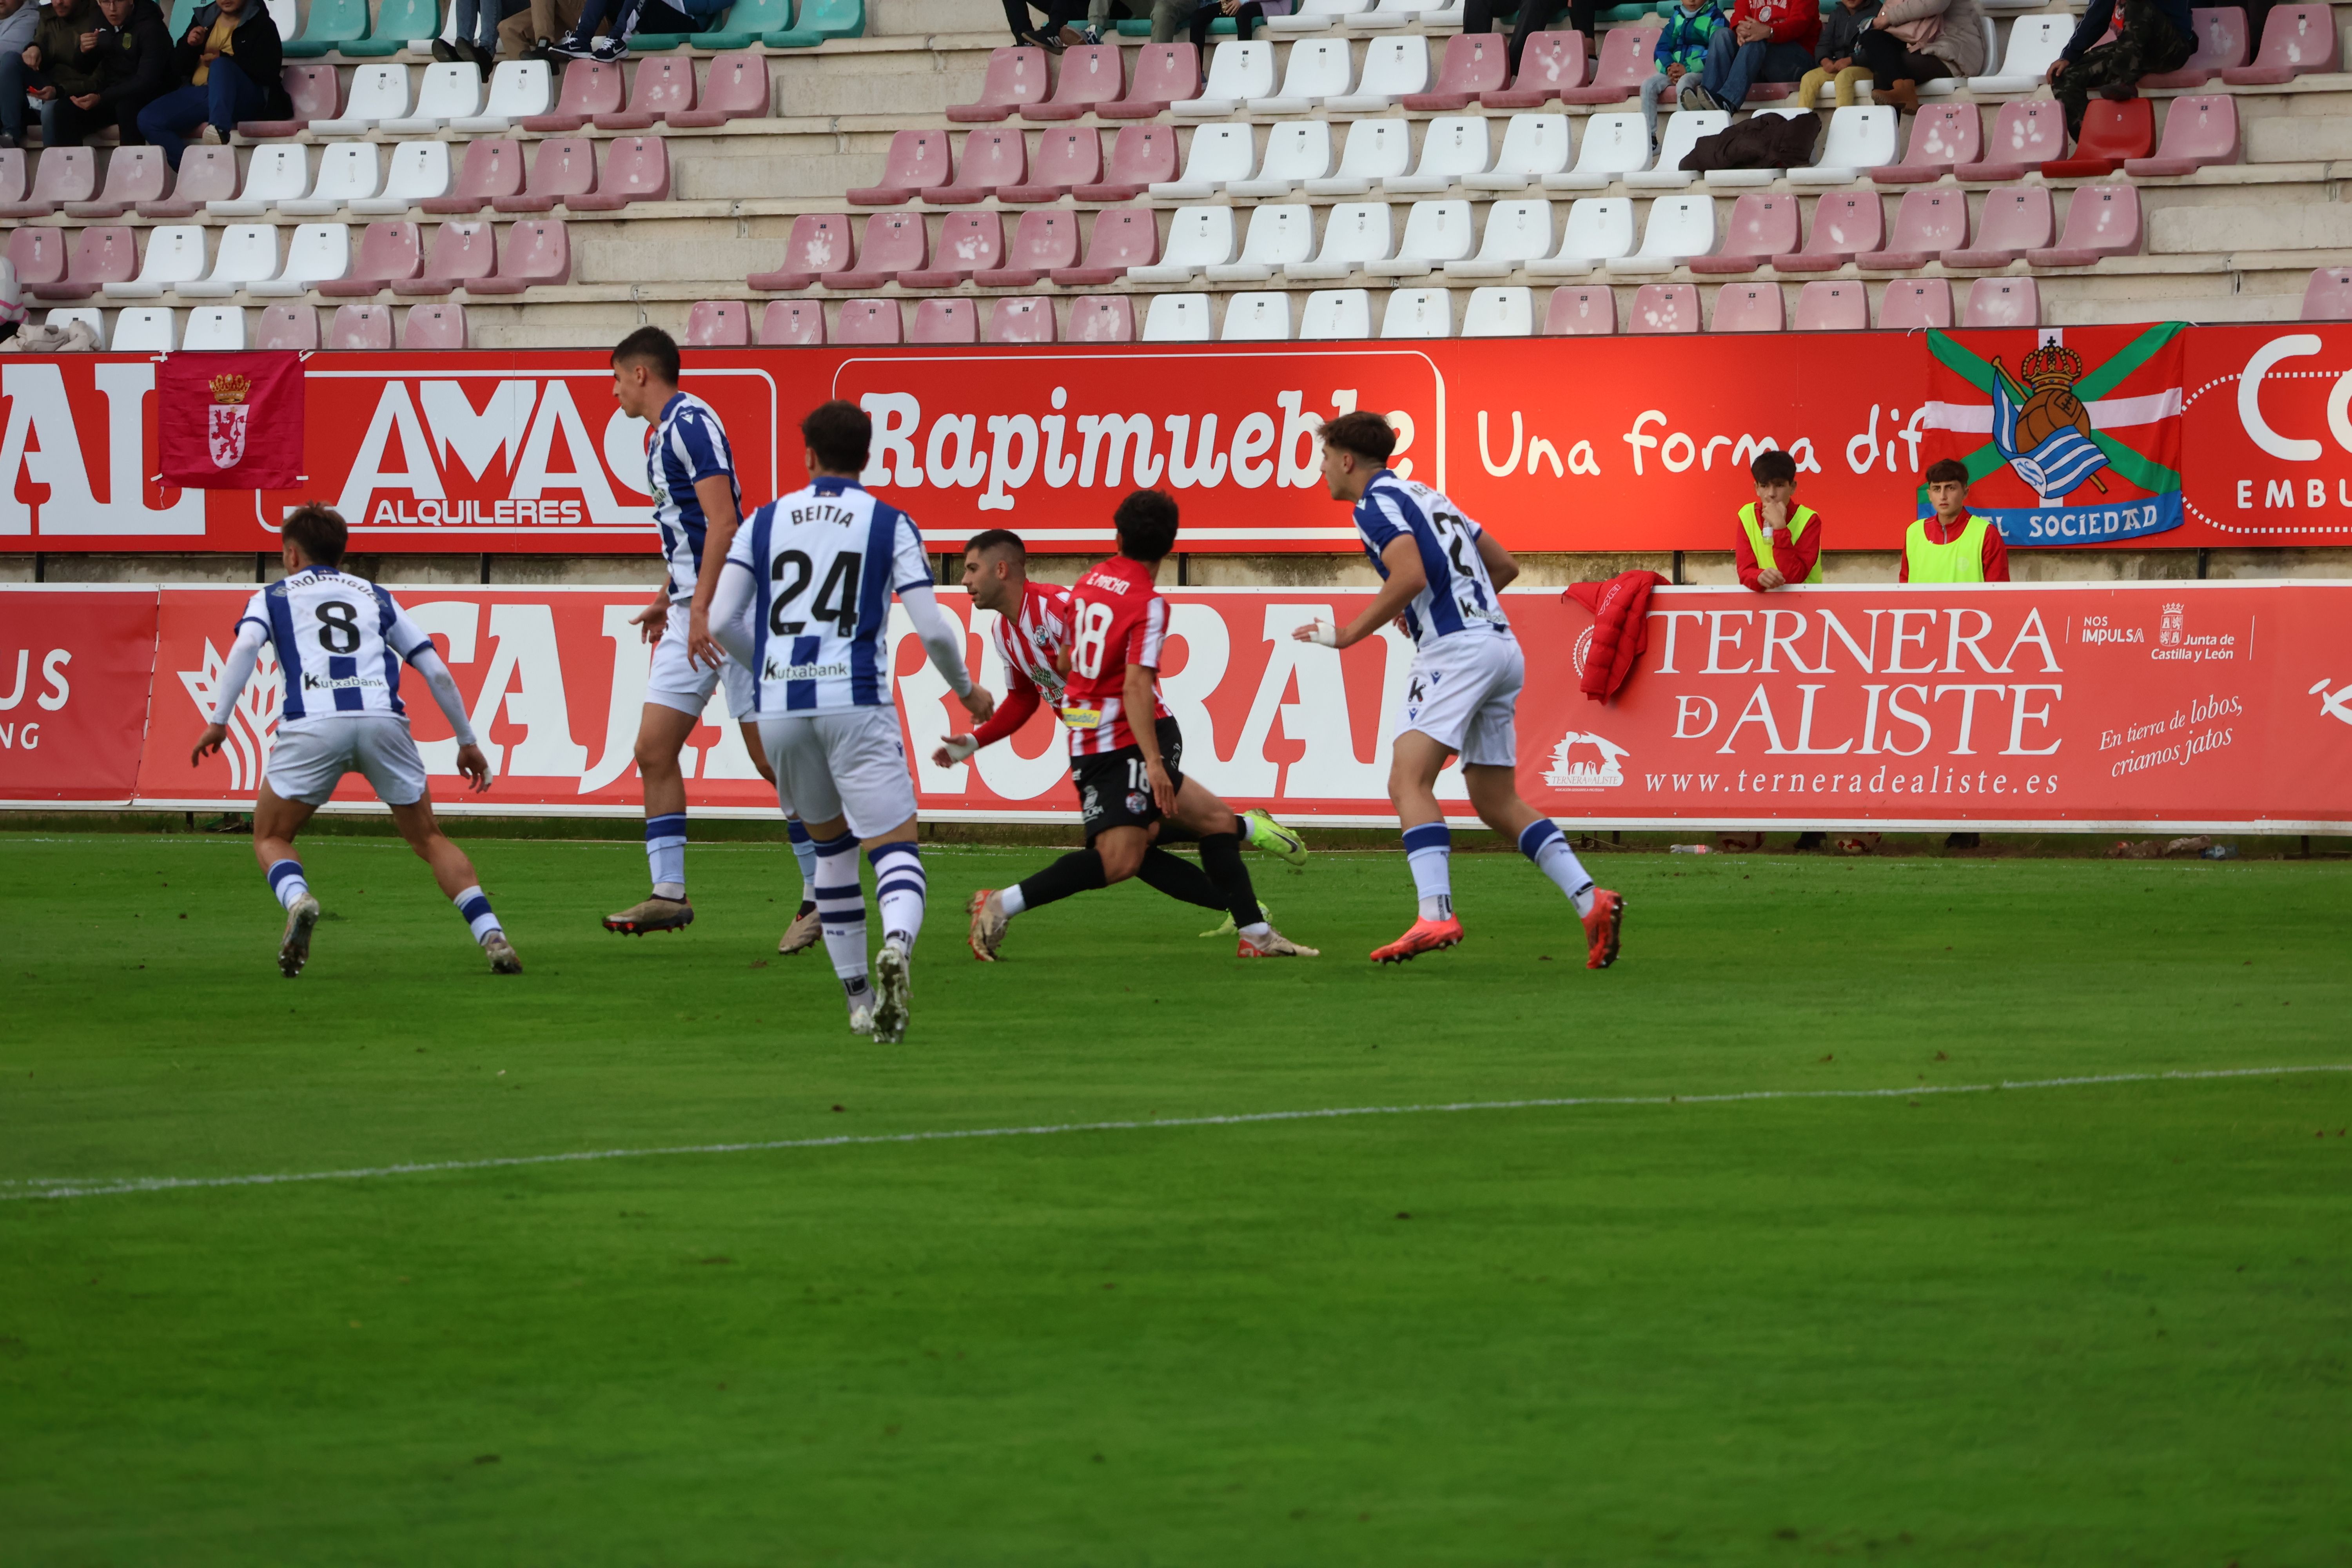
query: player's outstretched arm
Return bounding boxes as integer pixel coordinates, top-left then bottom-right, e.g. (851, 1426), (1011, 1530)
(630, 585), (670, 644)
(1297, 536), (1426, 651)
(901, 583), (993, 725)
(191, 621), (267, 766)
(706, 558), (759, 668)
(408, 648), (494, 794)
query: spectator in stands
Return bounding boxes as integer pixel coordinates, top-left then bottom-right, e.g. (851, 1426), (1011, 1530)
(626, 0), (730, 36)
(45, 0), (176, 147)
(1462, 0), (1594, 77)
(433, 0), (505, 66)
(137, 0), (288, 167)
(1686, 0), (1817, 111)
(1054, 0), (1148, 47)
(553, 0), (652, 58)
(0, 0), (39, 148)
(1640, 0), (1726, 152)
(1177, 0), (1292, 45)
(1735, 449), (1821, 592)
(1794, 0), (1877, 110)
(505, 0), (583, 58)
(18, 0), (105, 146)
(1856, 0), (1983, 113)
(1902, 459), (2008, 583)
(2047, 0), (2192, 141)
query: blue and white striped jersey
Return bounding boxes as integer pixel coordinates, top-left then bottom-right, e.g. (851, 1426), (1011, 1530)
(723, 477), (934, 715)
(1352, 470), (1511, 649)
(647, 390), (741, 602)
(238, 566), (435, 723)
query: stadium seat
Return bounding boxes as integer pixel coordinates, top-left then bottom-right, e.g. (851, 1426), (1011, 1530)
(1697, 105), (1812, 188)
(1221, 290), (1294, 341)
(948, 45), (1051, 122)
(1463, 113), (1573, 192)
(1096, 42), (1201, 118)
(1789, 106), (1897, 186)
(1460, 285), (1534, 336)
(134, 147), (232, 219)
(759, 300), (827, 345)
(762, 0), (865, 47)
(999, 127), (1102, 202)
(1286, 202), (1395, 280)
(570, 138), (669, 211)
(1544, 112), (1650, 191)
(392, 220), (499, 295)
(250, 223), (352, 296)
(1370, 200), (1475, 277)
(1128, 207), (1238, 282)
(0, 147), (94, 218)
(1628, 282), (1700, 334)
(1386, 115), (1491, 195)
(174, 225), (280, 299)
(522, 60), (624, 132)
(684, 301), (750, 347)
(0, 148), (22, 207)
(1871, 105), (1983, 185)
(1794, 280), (1868, 331)
(2043, 99), (2154, 178)
(1941, 184), (2051, 267)
(1068, 296), (1136, 342)
(308, 64), (411, 136)
(25, 227), (136, 301)
(1868, 188), (1968, 270)
(1328, 35), (1430, 111)
(1969, 15), (2071, 91)
(351, 143), (452, 216)
(103, 225), (202, 298)
(1880, 278), (1954, 330)
(986, 297), (1056, 344)
(847, 131), (949, 206)
(496, 140), (589, 215)
(463, 221), (569, 294)
(664, 52), (768, 128)
(111, 307), (177, 350)
(203, 146), (306, 218)
(596, 57), (694, 131)
(1405, 32), (1509, 110)
(677, 0), (784, 49)
(1381, 287), (1453, 339)
(327, 303), (395, 350)
(1263, 0), (1358, 31)
(1774, 192), (1884, 272)
(1247, 37), (1355, 113)
(835, 300), (903, 344)
(1205, 204), (1316, 282)
(253, 303), (320, 351)
(400, 303), (468, 350)
(1918, 14), (1998, 96)
(183, 306), (247, 352)
(1176, 38), (1276, 116)
(67, 147), (169, 219)
(1141, 293), (1212, 341)
(1229, 123), (1336, 197)
(748, 214), (855, 290)
(2143, 6), (2251, 87)
(280, 0), (364, 56)
(1690, 193), (1798, 275)
(451, 61), (554, 132)
(383, 63), (485, 134)
(1711, 282), (1784, 332)
(1053, 206), (1161, 285)
(279, 145), (381, 217)
(2301, 266), (2352, 321)
(1445, 198), (1554, 278)
(2028, 185), (2141, 267)
(1483, 29), (1590, 107)
(975, 210), (1080, 287)
(2222, 3), (2336, 83)
(1625, 109), (1728, 190)
(898, 212), (1004, 287)
(2128, 96), (2241, 177)
(821, 212), (925, 290)
(40, 306), (104, 345)
(1152, 123), (1256, 200)
(1559, 22), (1659, 103)
(923, 129), (1027, 205)
(1531, 195), (1635, 274)
(1964, 276), (2039, 328)
(1544, 284), (1616, 334)
(1359, 0), (1452, 31)
(421, 140), (526, 216)
(1306, 119), (1412, 196)
(1071, 125), (1177, 202)
(1606, 193), (1715, 273)
(1025, 44), (1125, 120)
(1298, 289), (1374, 341)
(338, 0), (434, 54)
(241, 62), (340, 137)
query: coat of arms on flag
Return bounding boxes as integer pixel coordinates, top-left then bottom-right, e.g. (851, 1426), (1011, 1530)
(207, 374), (251, 469)
(158, 349), (305, 491)
(1922, 324), (2186, 546)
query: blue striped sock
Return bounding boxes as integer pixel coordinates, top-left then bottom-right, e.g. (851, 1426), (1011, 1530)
(453, 884), (503, 943)
(867, 841), (927, 951)
(1518, 818), (1595, 917)
(645, 812), (687, 899)
(812, 830), (868, 996)
(265, 858), (309, 912)
(1401, 822), (1452, 922)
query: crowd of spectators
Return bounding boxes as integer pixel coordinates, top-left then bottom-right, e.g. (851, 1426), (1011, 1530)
(2, 0), (288, 154)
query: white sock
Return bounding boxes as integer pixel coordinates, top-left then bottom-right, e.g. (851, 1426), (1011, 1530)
(867, 841), (927, 952)
(786, 817), (818, 905)
(998, 884), (1027, 918)
(453, 884), (503, 943)
(1401, 822), (1453, 922)
(1239, 920), (1270, 940)
(266, 858), (309, 911)
(1519, 818), (1597, 918)
(645, 811), (686, 901)
(812, 830), (869, 996)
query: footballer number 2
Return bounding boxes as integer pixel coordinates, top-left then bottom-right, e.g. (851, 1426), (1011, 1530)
(1070, 601), (1116, 680)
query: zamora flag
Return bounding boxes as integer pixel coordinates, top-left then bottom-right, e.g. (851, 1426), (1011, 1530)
(158, 350), (305, 491)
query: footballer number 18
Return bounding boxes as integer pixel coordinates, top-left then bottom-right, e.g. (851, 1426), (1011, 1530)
(1069, 600), (1116, 681)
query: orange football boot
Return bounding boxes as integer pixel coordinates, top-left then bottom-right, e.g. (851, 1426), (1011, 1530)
(1370, 915), (1464, 964)
(1582, 888), (1624, 969)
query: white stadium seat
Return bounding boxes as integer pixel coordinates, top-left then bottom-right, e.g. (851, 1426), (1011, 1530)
(311, 64), (412, 135)
(1127, 206), (1238, 281)
(1605, 193), (1716, 272)
(182, 305), (247, 350)
(1328, 35), (1429, 111)
(1463, 113), (1573, 192)
(1385, 114), (1490, 195)
(1789, 105), (1899, 185)
(42, 307), (105, 345)
(1151, 123), (1257, 199)
(1306, 119), (1413, 196)
(110, 307), (178, 350)
(349, 142), (451, 216)
(208, 145), (309, 216)
(1141, 292), (1214, 340)
(281, 144), (382, 215)
(1174, 39), (1276, 116)
(177, 224), (281, 298)
(1460, 285), (1535, 337)
(1220, 290), (1294, 340)
(1264, 0), (1363, 31)
(1359, 0), (1447, 29)
(1544, 112), (1651, 191)
(1249, 37), (1355, 113)
(1380, 287), (1453, 338)
(104, 225), (205, 298)
(1368, 198), (1474, 276)
(381, 62), (485, 134)
(1228, 122), (1334, 197)
(1971, 15), (2073, 92)
(1206, 204), (1317, 281)
(249, 223), (352, 297)
(451, 60), (553, 132)
(1284, 200), (1394, 279)
(1624, 109), (1729, 189)
(1445, 198), (1553, 278)
(1298, 289), (1374, 339)
(1530, 196), (1636, 275)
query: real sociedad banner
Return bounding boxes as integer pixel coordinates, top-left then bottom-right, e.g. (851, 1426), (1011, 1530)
(4, 325), (2352, 555)
(8, 581), (2349, 831)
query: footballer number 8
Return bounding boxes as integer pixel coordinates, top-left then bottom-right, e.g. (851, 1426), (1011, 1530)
(317, 601), (362, 654)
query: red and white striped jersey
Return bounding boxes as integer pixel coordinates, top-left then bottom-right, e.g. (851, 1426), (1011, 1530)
(1061, 554), (1170, 757)
(992, 578), (1073, 709)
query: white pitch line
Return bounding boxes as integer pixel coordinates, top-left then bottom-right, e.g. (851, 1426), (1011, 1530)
(10, 1063), (2348, 1204)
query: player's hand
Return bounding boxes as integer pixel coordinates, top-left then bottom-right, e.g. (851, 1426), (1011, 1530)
(191, 722), (229, 766)
(1291, 620), (1341, 647)
(958, 684), (996, 724)
(933, 734), (979, 768)
(630, 598), (668, 644)
(686, 609), (723, 671)
(1757, 568), (1786, 590)
(1146, 757), (1176, 816)
(455, 743), (493, 792)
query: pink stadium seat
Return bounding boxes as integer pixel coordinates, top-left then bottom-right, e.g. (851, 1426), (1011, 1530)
(392, 220), (499, 294)
(1404, 32), (1509, 111)
(1689, 194), (1798, 275)
(1710, 282), (1783, 333)
(2126, 95), (2240, 177)
(465, 220), (572, 294)
(1794, 280), (1868, 331)
(1025, 44), (1125, 121)
(400, 303), (469, 349)
(975, 209), (1080, 287)
(523, 59), (625, 132)
(0, 146), (95, 218)
(319, 221), (424, 297)
(1871, 105), (1981, 184)
(27, 226), (137, 300)
(1870, 188), (1968, 270)
(1483, 30), (1591, 108)
(1630, 283), (1700, 334)
(909, 298), (979, 344)
(2042, 98), (2153, 178)
(1964, 277), (2039, 328)
(987, 297), (1056, 344)
(1880, 278), (1953, 330)
(848, 130), (951, 206)
(138, 146), (235, 218)
(1069, 296), (1136, 342)
(948, 45), (1051, 122)
(3, 227), (66, 289)
(1071, 124), (1177, 203)
(1775, 193), (1884, 272)
(760, 301), (827, 344)
(2222, 3), (2336, 83)
(667, 51), (769, 127)
(254, 303), (321, 350)
(898, 211), (1004, 287)
(923, 129), (1026, 205)
(822, 212), (926, 290)
(1559, 24), (1659, 104)
(1940, 184), (2052, 268)
(1050, 206), (1158, 287)
(2027, 184), (2140, 267)
(240, 62), (341, 136)
(836, 300), (903, 344)
(1002, 127), (1103, 203)
(493, 138), (596, 214)
(748, 214), (856, 290)
(1097, 42), (1199, 118)
(0, 148), (22, 205)
(1967, 102), (2068, 182)
(68, 147), (170, 218)
(568, 137), (670, 211)
(327, 303), (396, 349)
(686, 301), (751, 346)
(422, 139), (526, 214)
(1544, 286), (1615, 335)
(2142, 5), (2251, 87)
(598, 57), (695, 131)
(2302, 267), (2352, 321)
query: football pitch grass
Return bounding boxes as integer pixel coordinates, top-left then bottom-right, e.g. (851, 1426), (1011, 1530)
(4, 831), (2349, 1565)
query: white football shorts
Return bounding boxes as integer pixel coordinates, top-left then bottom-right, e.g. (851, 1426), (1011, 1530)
(265, 715), (431, 808)
(1396, 631), (1524, 769)
(757, 707), (916, 840)
(645, 600), (757, 721)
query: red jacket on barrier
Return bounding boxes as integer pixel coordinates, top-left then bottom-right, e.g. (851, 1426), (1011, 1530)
(1563, 570), (1669, 704)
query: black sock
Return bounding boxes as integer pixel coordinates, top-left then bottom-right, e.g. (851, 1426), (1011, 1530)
(1134, 847), (1226, 911)
(1197, 832), (1259, 929)
(1015, 848), (1107, 913)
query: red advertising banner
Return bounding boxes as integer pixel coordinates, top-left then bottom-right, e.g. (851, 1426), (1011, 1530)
(20, 580), (2350, 831)
(0, 590), (161, 803)
(5, 325), (2350, 557)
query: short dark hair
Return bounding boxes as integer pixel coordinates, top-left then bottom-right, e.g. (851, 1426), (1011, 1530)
(1749, 449), (1797, 486)
(1925, 458), (1971, 487)
(281, 503), (348, 567)
(1112, 490), (1180, 563)
(1319, 410), (1396, 465)
(800, 399), (871, 474)
(611, 326), (680, 385)
(966, 528), (1026, 560)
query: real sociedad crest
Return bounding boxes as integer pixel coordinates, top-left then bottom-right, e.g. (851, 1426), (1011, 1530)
(206, 373), (251, 470)
(1990, 345), (2110, 502)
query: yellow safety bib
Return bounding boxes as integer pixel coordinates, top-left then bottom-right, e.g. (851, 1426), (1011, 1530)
(1905, 515), (1991, 583)
(1738, 502), (1822, 584)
